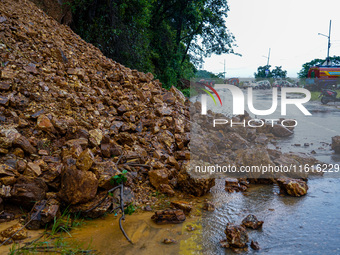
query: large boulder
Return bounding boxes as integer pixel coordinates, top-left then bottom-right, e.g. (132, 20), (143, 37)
(148, 169), (169, 189)
(277, 178), (308, 197)
(59, 167), (98, 205)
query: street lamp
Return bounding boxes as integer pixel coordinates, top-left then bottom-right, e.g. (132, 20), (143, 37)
(318, 20), (332, 65)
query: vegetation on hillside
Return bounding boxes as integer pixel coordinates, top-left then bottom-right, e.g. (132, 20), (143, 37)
(66, 0), (237, 89)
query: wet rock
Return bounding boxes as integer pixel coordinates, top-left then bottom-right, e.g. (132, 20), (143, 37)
(37, 114), (54, 132)
(0, 185), (11, 198)
(255, 133), (269, 144)
(151, 209), (186, 224)
(177, 163), (215, 196)
(0, 164), (18, 177)
(202, 201), (215, 211)
(242, 214), (263, 229)
(225, 178), (248, 192)
(226, 132), (250, 150)
(250, 240), (260, 250)
(59, 167), (98, 205)
(71, 193), (113, 218)
(65, 138), (88, 149)
(76, 148), (94, 171)
(331, 136), (340, 153)
(144, 205), (152, 211)
(13, 135), (37, 155)
(10, 176), (47, 208)
(26, 199), (60, 230)
(170, 86), (186, 105)
(171, 201), (192, 215)
(272, 124), (293, 137)
(148, 169), (169, 189)
(25, 162), (42, 176)
(186, 224), (195, 231)
(0, 223), (27, 241)
(0, 127), (20, 144)
(0, 176), (16, 186)
(159, 184), (175, 196)
(0, 82), (11, 91)
(0, 212), (15, 223)
(277, 178), (308, 197)
(112, 186), (135, 205)
(221, 223), (249, 249)
(0, 148), (8, 154)
(89, 129), (103, 147)
(0, 96), (9, 106)
(163, 238), (177, 244)
(0, 137), (12, 148)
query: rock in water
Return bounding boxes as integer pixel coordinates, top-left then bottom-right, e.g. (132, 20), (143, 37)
(331, 136), (340, 153)
(242, 214), (263, 229)
(0, 223), (27, 241)
(151, 209), (186, 224)
(250, 240), (260, 250)
(202, 201), (215, 211)
(221, 223), (249, 249)
(277, 178), (308, 197)
(170, 201), (192, 215)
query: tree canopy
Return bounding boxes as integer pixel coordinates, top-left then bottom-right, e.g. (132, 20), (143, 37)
(254, 65), (287, 79)
(298, 56), (340, 78)
(67, 0), (237, 89)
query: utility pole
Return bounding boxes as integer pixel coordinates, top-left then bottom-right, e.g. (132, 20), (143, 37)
(220, 60), (226, 79)
(267, 48), (271, 66)
(327, 20), (331, 65)
(318, 20), (332, 65)
(263, 48), (271, 77)
(224, 59), (226, 79)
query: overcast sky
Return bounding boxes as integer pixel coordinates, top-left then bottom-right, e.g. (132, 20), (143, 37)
(203, 0), (340, 78)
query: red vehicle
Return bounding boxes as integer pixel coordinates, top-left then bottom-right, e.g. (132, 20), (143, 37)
(225, 78), (239, 86)
(307, 65), (340, 90)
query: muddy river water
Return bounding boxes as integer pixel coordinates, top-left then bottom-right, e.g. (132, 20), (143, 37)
(69, 90), (340, 254)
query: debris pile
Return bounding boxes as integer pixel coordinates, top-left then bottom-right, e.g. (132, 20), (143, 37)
(0, 0), (213, 222)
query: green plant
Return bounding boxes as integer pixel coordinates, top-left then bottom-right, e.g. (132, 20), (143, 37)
(124, 204), (136, 215)
(110, 169), (128, 185)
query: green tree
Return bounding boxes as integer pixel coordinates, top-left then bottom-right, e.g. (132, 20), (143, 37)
(68, 0), (237, 89)
(298, 56), (340, 78)
(195, 70), (219, 79)
(254, 65), (287, 79)
(271, 66), (287, 79)
(254, 65), (272, 79)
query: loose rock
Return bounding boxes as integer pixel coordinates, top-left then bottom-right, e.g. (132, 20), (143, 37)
(151, 209), (186, 224)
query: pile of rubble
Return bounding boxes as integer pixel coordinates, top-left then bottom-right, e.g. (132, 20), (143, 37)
(0, 0), (215, 224)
